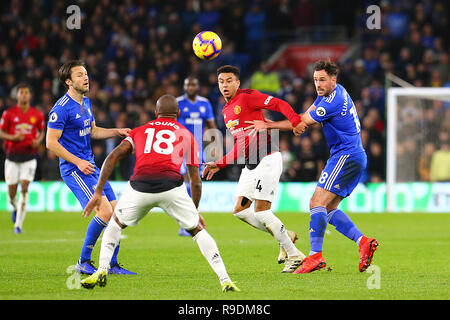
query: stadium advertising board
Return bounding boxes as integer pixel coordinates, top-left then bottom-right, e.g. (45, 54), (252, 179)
(268, 44), (349, 77)
(0, 182), (448, 213)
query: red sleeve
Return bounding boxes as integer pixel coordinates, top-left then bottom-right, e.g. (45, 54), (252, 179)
(247, 90), (301, 127)
(217, 140), (238, 169)
(122, 129), (136, 152)
(0, 110), (9, 131)
(216, 135), (245, 169)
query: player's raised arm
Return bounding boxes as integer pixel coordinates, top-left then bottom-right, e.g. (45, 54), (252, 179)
(248, 90), (301, 126)
(83, 141), (133, 217)
(46, 127), (95, 175)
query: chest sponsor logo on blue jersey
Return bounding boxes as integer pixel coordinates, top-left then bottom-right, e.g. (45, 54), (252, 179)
(79, 126), (91, 136)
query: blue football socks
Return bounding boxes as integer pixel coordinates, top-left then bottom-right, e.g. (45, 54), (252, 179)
(327, 209), (363, 244)
(309, 206), (328, 255)
(110, 241), (121, 266)
(80, 215), (107, 262)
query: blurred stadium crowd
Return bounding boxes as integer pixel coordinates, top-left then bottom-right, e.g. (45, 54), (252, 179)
(0, 0), (448, 183)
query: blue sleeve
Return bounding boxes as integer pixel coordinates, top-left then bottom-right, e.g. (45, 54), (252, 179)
(47, 105), (67, 130)
(204, 101), (215, 121)
(313, 95), (323, 106)
(309, 91), (343, 123)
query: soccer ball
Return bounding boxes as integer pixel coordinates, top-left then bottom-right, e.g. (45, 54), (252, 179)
(192, 31), (222, 60)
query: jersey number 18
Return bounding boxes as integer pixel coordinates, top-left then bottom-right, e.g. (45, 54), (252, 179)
(144, 128), (176, 155)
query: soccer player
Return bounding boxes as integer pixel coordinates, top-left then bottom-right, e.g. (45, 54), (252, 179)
(80, 95), (239, 292)
(176, 76), (217, 237)
(0, 83), (44, 234)
(246, 60), (379, 273)
(46, 60), (135, 275)
(202, 65), (306, 273)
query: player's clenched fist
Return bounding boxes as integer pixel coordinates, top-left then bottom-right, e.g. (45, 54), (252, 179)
(202, 162), (220, 180)
(293, 122), (308, 136)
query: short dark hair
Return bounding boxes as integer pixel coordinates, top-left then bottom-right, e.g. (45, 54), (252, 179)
(216, 65), (240, 79)
(58, 60), (86, 88)
(15, 82), (33, 98)
(16, 82), (32, 92)
(314, 59), (339, 77)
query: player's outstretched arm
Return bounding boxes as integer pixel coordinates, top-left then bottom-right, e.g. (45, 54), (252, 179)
(293, 111), (317, 136)
(244, 119), (293, 136)
(83, 141), (132, 218)
(90, 121), (131, 139)
(202, 162), (221, 180)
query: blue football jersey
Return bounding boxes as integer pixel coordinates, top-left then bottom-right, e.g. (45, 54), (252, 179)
(176, 94), (215, 153)
(47, 93), (95, 177)
(309, 84), (364, 156)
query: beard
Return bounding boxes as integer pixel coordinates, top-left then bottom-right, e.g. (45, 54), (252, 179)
(74, 83), (89, 95)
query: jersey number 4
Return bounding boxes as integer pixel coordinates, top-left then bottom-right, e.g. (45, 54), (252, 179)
(144, 128), (176, 154)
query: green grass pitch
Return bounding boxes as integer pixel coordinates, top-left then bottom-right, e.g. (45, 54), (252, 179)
(0, 211), (449, 300)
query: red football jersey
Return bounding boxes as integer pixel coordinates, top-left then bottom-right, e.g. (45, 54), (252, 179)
(0, 105), (45, 161)
(217, 89), (301, 168)
(124, 117), (199, 193)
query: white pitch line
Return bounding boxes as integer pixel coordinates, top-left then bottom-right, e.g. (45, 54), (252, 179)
(0, 234), (128, 245)
(0, 238), (83, 245)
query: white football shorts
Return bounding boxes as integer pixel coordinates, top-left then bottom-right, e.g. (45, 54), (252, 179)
(235, 151), (282, 202)
(114, 182), (200, 230)
(4, 159), (37, 185)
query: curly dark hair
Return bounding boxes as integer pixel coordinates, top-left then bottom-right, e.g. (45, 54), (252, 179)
(314, 59), (339, 77)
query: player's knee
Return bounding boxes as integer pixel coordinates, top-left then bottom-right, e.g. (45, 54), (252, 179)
(187, 224), (203, 237)
(233, 197), (251, 214)
(112, 213), (127, 229)
(310, 196), (326, 209)
(254, 200), (271, 212)
(95, 206), (113, 222)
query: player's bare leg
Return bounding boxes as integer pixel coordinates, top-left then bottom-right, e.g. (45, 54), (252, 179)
(93, 196), (114, 223)
(7, 184), (18, 224)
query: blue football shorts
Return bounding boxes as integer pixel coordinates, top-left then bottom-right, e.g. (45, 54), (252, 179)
(63, 166), (116, 209)
(317, 151), (367, 198)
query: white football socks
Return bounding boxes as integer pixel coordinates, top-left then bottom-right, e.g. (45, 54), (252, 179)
(234, 207), (267, 232)
(98, 217), (122, 271)
(14, 192), (28, 230)
(193, 229), (231, 284)
(255, 209), (301, 257)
